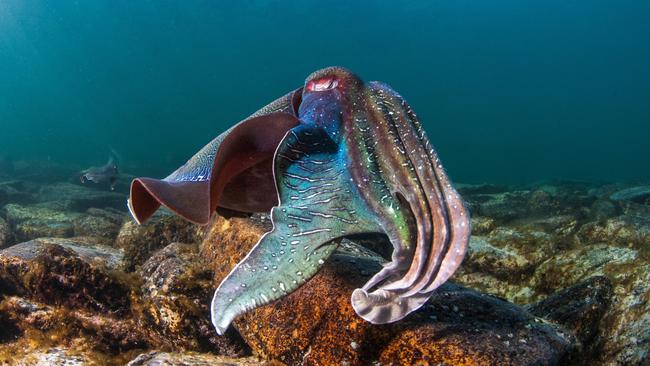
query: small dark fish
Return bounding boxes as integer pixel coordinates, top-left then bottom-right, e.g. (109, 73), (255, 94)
(80, 156), (118, 190)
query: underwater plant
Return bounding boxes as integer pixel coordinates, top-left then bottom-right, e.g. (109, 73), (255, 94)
(127, 67), (470, 335)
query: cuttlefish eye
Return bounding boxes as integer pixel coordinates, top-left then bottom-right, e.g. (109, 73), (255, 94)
(306, 76), (339, 92)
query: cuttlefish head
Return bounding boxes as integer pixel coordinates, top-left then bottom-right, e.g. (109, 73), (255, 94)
(128, 67), (471, 334)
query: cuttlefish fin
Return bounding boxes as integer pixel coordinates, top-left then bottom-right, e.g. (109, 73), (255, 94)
(128, 90), (303, 225)
(211, 126), (381, 334)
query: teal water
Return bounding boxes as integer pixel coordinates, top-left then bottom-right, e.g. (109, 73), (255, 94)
(0, 1), (648, 184)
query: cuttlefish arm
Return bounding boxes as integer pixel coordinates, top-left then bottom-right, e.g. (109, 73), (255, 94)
(128, 89), (302, 225)
(210, 67), (470, 332)
(211, 124), (382, 334)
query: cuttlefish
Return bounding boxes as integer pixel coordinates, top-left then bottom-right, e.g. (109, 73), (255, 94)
(128, 67), (470, 335)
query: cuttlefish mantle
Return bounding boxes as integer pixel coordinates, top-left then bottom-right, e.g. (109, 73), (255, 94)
(128, 67), (471, 335)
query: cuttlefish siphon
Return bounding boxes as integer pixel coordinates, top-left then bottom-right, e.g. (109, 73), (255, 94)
(127, 67), (471, 335)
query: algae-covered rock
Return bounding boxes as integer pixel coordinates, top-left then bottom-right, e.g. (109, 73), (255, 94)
(469, 190), (530, 222)
(526, 243), (650, 365)
(3, 203), (80, 242)
(0, 180), (35, 205)
(0, 238), (129, 314)
(527, 276), (612, 351)
(10, 347), (92, 366)
(610, 185), (650, 204)
(72, 208), (125, 241)
(200, 213), (580, 365)
(1, 237), (124, 270)
(36, 182), (127, 211)
(0, 217), (10, 249)
(115, 211), (203, 271)
(138, 242), (249, 356)
(0, 296), (150, 356)
(463, 236), (532, 278)
(578, 214), (650, 247)
(531, 244), (637, 295)
(471, 215), (496, 235)
(126, 351), (264, 366)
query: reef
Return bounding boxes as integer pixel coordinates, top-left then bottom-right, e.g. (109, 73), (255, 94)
(0, 165), (649, 365)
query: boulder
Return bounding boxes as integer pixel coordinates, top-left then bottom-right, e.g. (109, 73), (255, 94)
(470, 216), (496, 235)
(36, 182), (127, 211)
(462, 236), (532, 278)
(6, 347), (92, 366)
(0, 180), (35, 205)
(0, 296), (150, 356)
(467, 191), (530, 222)
(0, 238), (129, 314)
(609, 185), (650, 204)
(3, 203), (81, 242)
(526, 276), (612, 352)
(115, 210), (203, 271)
(200, 214), (583, 365)
(126, 351), (264, 366)
(0, 217), (10, 249)
(138, 242), (249, 356)
(578, 214), (650, 248)
(72, 208), (125, 241)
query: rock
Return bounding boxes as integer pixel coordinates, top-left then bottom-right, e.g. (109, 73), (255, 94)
(0, 217), (10, 249)
(126, 351), (264, 366)
(462, 236), (532, 278)
(8, 347), (92, 366)
(468, 191), (529, 222)
(531, 244), (637, 295)
(138, 242), (249, 356)
(200, 214), (578, 365)
(471, 216), (496, 235)
(610, 186), (650, 204)
(3, 203), (81, 242)
(527, 243), (650, 365)
(456, 183), (509, 195)
(0, 180), (35, 205)
(115, 211), (203, 271)
(578, 215), (650, 247)
(1, 237), (124, 270)
(599, 263), (650, 365)
(0, 296), (150, 355)
(486, 226), (557, 271)
(589, 199), (620, 221)
(453, 270), (536, 304)
(0, 239), (129, 314)
(36, 182), (127, 211)
(72, 208), (124, 241)
(527, 276), (613, 350)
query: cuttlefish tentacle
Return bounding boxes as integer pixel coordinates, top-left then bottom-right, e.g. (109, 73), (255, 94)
(128, 67), (470, 333)
(318, 77), (468, 323)
(346, 82), (470, 323)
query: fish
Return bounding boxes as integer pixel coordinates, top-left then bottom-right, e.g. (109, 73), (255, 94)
(80, 156), (119, 191)
(127, 67), (471, 335)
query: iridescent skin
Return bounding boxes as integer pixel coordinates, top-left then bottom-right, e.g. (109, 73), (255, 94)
(127, 67), (471, 335)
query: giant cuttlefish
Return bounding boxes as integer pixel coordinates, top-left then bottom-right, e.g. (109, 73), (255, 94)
(128, 67), (470, 335)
